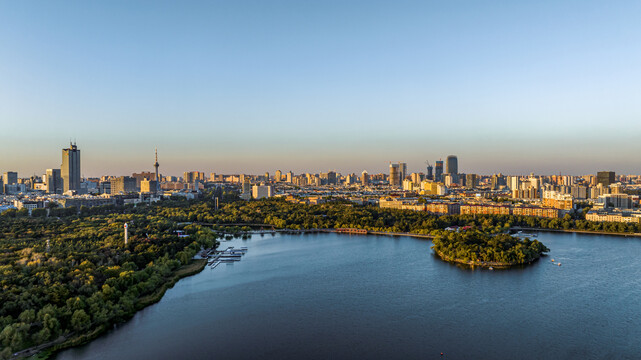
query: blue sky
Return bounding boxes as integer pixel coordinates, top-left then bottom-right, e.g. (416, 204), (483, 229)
(1, 0), (640, 177)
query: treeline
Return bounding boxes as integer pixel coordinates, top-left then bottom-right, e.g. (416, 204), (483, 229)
(431, 231), (550, 266)
(6, 193), (640, 235)
(153, 195), (641, 235)
(0, 201), (219, 358)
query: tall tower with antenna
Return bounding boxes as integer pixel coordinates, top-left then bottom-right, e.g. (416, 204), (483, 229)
(154, 148), (160, 194)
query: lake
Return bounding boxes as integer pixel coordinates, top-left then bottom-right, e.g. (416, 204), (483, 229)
(56, 231), (641, 359)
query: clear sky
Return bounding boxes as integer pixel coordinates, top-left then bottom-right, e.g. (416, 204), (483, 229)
(1, 0), (640, 177)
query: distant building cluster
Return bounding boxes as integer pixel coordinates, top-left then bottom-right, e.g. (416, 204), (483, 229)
(3, 150), (641, 224)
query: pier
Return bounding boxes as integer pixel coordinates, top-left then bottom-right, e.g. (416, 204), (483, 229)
(206, 246), (249, 269)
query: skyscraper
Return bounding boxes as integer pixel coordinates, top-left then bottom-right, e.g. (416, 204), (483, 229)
(445, 155), (458, 175)
(361, 171), (369, 186)
(597, 171), (615, 187)
(389, 163), (400, 187)
(327, 171), (337, 185)
(507, 176), (520, 190)
(434, 161), (444, 182)
(61, 143), (81, 193)
(3, 171), (17, 185)
(465, 174), (477, 189)
(183, 171), (204, 183)
(399, 163), (407, 183)
(45, 169), (62, 194)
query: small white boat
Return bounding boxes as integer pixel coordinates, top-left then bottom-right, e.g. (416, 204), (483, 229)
(488, 267), (494, 270)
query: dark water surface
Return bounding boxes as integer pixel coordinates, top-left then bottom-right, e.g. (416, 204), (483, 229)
(56, 232), (641, 360)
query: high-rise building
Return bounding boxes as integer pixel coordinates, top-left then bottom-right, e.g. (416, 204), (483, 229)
(111, 176), (137, 194)
(434, 161), (444, 182)
(491, 174), (505, 190)
(597, 171), (615, 187)
(443, 174), (453, 186)
(141, 179), (158, 194)
(183, 171), (204, 184)
(242, 178), (251, 194)
(361, 171), (369, 186)
(252, 185), (274, 199)
(61, 143), (81, 193)
(445, 155), (458, 176)
(3, 171), (18, 185)
(389, 163), (400, 187)
(507, 176), (520, 190)
(399, 163), (407, 182)
(132, 172), (156, 188)
(610, 183), (623, 194)
(465, 174), (477, 189)
(445, 155), (459, 183)
(240, 178), (252, 200)
(45, 169), (62, 194)
(327, 171), (337, 185)
(426, 163), (434, 181)
(275, 170), (282, 182)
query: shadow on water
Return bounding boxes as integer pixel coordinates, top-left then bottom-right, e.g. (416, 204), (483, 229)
(429, 251), (540, 271)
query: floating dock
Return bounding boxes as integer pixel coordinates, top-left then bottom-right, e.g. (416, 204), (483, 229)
(208, 246), (248, 268)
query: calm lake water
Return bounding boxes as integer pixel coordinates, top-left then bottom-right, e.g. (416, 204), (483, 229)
(57, 232), (641, 360)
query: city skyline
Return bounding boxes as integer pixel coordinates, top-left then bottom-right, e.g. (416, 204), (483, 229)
(0, 142), (629, 179)
(2, 1), (641, 175)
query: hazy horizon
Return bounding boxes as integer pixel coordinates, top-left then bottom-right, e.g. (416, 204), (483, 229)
(0, 142), (628, 178)
(2, 1), (640, 177)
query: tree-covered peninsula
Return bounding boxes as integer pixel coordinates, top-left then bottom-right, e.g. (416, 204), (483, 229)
(431, 231), (550, 267)
(0, 201), (219, 359)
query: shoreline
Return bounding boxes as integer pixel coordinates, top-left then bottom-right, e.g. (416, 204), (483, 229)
(37, 259), (208, 359)
(432, 249), (537, 268)
(511, 227), (641, 238)
(202, 222), (641, 240)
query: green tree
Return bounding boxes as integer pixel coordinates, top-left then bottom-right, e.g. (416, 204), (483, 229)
(71, 309), (91, 332)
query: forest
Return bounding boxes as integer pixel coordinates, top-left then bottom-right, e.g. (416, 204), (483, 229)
(431, 231), (550, 266)
(0, 199), (218, 359)
(149, 194), (641, 235)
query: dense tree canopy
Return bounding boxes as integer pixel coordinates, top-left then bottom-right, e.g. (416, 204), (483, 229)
(431, 231), (549, 266)
(0, 200), (219, 358)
